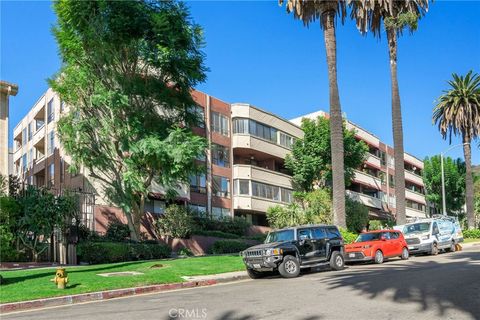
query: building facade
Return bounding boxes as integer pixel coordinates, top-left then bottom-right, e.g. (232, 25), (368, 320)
(12, 88), (426, 231)
(1, 81), (18, 178)
(291, 111), (427, 220)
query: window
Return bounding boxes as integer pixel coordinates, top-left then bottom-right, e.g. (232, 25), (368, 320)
(326, 227), (341, 239)
(233, 118), (249, 134)
(313, 228), (327, 240)
(212, 143), (229, 167)
(60, 159), (65, 183)
(36, 119), (45, 131)
(212, 207), (230, 218)
(189, 105), (205, 128)
(153, 200), (166, 215)
(279, 132), (295, 149)
(22, 128), (27, 145)
(47, 131), (55, 155)
(189, 174), (206, 193)
(211, 112), (229, 136)
(47, 98), (55, 123)
(232, 118), (278, 143)
(29, 149), (34, 166)
(212, 175), (230, 198)
(234, 179), (250, 195)
(281, 188), (293, 203)
(297, 229), (312, 240)
(189, 204), (207, 217)
(28, 122), (33, 141)
(22, 154), (27, 171)
(48, 163), (54, 187)
(196, 151), (206, 162)
(390, 232), (400, 239)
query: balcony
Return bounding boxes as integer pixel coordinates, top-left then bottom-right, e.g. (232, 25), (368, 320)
(346, 190), (383, 210)
(406, 207), (427, 219)
(353, 170), (382, 190)
(233, 164), (292, 189)
(232, 134), (291, 159)
(405, 189), (426, 204)
(233, 195), (285, 213)
(405, 170), (423, 186)
(366, 154), (381, 168)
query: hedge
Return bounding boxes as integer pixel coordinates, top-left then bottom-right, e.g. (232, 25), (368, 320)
(193, 230), (240, 239)
(77, 242), (171, 264)
(208, 240), (251, 254)
(339, 228), (358, 244)
(463, 229), (480, 239)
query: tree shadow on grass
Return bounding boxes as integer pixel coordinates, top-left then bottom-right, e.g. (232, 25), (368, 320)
(319, 250), (480, 319)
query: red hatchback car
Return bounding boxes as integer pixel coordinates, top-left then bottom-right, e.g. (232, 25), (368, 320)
(345, 230), (409, 264)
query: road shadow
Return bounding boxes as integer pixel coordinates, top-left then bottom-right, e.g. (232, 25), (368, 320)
(163, 310), (323, 320)
(319, 250), (480, 319)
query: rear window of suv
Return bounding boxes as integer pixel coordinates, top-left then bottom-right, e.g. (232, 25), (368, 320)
(326, 227), (341, 239)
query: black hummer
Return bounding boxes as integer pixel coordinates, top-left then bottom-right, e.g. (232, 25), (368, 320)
(241, 224), (345, 279)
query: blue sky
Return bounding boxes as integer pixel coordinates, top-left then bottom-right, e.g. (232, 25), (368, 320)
(2, 0), (480, 163)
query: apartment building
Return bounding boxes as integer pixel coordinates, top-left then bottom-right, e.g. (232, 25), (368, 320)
(291, 111), (427, 220)
(1, 81), (18, 178)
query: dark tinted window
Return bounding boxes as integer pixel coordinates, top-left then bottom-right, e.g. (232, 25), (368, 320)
(390, 232), (399, 239)
(326, 227), (341, 239)
(297, 229), (313, 240)
(313, 228), (327, 239)
(355, 232), (382, 242)
(265, 230), (295, 243)
(382, 232), (391, 240)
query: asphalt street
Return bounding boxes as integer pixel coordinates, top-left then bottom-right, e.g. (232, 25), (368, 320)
(3, 246), (480, 320)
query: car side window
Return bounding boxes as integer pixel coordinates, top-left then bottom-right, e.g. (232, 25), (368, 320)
(297, 229), (312, 240)
(433, 223), (439, 235)
(382, 232), (391, 240)
(390, 232), (399, 239)
(313, 228), (327, 239)
(327, 227), (341, 239)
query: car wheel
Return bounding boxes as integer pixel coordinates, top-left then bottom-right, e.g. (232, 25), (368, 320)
(278, 255), (300, 278)
(374, 250), (384, 264)
(246, 268), (265, 279)
(430, 243), (439, 255)
(401, 247), (409, 260)
(329, 251), (345, 270)
(447, 241), (456, 253)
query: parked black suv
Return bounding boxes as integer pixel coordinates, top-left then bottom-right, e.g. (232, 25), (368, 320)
(241, 224), (345, 279)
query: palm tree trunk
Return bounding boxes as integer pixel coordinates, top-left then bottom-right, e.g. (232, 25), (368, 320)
(387, 28), (406, 225)
(462, 135), (475, 229)
(323, 10), (346, 228)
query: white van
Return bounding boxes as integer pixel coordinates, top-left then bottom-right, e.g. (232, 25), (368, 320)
(394, 217), (460, 255)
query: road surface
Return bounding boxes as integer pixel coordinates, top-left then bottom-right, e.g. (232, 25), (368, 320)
(4, 246), (480, 320)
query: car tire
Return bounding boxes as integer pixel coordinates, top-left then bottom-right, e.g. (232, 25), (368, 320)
(401, 247), (409, 260)
(374, 250), (384, 264)
(278, 255), (301, 278)
(447, 241), (456, 253)
(430, 243), (439, 255)
(329, 251), (345, 271)
(246, 268), (265, 279)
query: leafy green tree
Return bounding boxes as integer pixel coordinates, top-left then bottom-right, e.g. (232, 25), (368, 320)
(50, 0), (207, 240)
(0, 195), (20, 261)
(0, 175), (7, 195)
(285, 116), (368, 192)
(423, 156), (465, 215)
(345, 197), (369, 233)
(433, 71), (480, 229)
(351, 0), (429, 225)
(155, 204), (194, 239)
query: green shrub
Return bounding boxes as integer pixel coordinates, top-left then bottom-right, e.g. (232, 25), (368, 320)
(208, 240), (250, 254)
(463, 229), (480, 239)
(339, 228), (358, 244)
(155, 205), (194, 239)
(77, 242), (171, 264)
(105, 221), (131, 242)
(346, 197), (369, 233)
(368, 220), (383, 231)
(178, 247), (193, 256)
(245, 233), (268, 242)
(193, 229), (240, 239)
(193, 216), (250, 237)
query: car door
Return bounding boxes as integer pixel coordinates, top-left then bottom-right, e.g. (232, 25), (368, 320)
(312, 227), (328, 261)
(381, 231), (394, 257)
(389, 231), (402, 255)
(296, 228), (316, 263)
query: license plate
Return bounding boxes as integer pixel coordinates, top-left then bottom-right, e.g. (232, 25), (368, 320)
(253, 264), (261, 269)
(408, 246), (414, 250)
(349, 253), (355, 258)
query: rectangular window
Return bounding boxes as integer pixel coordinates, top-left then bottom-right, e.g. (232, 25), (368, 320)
(47, 98), (55, 123)
(47, 131), (55, 155)
(188, 204), (207, 217)
(153, 200), (166, 215)
(189, 105), (205, 128)
(212, 207), (230, 219)
(22, 128), (27, 145)
(252, 181), (280, 201)
(28, 122), (33, 141)
(212, 175), (230, 198)
(281, 188), (293, 203)
(36, 119), (45, 131)
(233, 118), (249, 134)
(233, 118), (277, 143)
(234, 179), (250, 195)
(48, 163), (54, 187)
(189, 174), (206, 193)
(22, 154), (27, 171)
(212, 143), (230, 167)
(211, 112), (229, 136)
(29, 149), (34, 166)
(279, 132), (295, 149)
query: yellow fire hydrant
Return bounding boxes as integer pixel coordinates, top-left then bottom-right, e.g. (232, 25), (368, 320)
(51, 268), (68, 289)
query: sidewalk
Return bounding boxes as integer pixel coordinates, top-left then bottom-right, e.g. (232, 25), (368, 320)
(0, 272), (250, 314)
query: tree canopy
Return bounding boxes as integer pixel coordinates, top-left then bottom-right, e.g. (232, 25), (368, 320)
(423, 155), (465, 215)
(285, 116), (368, 192)
(50, 0), (207, 240)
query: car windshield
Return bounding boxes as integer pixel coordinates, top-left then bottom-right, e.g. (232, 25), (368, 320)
(404, 222), (431, 234)
(265, 230), (295, 243)
(355, 233), (382, 243)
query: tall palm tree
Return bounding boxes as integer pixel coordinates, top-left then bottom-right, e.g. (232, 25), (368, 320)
(433, 71), (480, 229)
(279, 0), (348, 228)
(350, 0), (429, 224)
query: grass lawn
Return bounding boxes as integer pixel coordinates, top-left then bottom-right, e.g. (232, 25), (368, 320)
(0, 255), (244, 304)
(463, 238), (480, 244)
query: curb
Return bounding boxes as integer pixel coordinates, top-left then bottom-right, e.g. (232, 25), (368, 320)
(0, 275), (249, 314)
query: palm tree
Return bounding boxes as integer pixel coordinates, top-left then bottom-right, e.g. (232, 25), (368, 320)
(433, 71), (480, 229)
(350, 0), (429, 224)
(279, 0), (348, 228)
